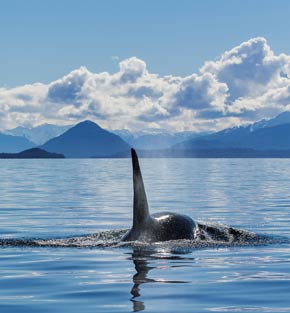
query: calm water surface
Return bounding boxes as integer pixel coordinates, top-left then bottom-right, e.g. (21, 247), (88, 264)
(0, 158), (290, 312)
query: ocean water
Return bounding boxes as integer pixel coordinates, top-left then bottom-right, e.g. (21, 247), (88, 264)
(0, 158), (290, 312)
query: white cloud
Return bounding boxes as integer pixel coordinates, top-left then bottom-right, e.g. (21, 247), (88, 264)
(117, 57), (147, 83)
(201, 37), (290, 100)
(47, 66), (90, 104)
(173, 72), (228, 111)
(2, 38), (290, 132)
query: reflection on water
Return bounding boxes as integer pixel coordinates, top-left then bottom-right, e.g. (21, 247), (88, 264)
(130, 250), (152, 312)
(129, 249), (193, 312)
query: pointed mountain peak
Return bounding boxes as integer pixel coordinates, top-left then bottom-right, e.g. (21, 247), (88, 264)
(41, 120), (130, 158)
(70, 120), (103, 132)
(75, 119), (101, 127)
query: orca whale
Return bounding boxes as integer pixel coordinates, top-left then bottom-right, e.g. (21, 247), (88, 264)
(121, 148), (198, 242)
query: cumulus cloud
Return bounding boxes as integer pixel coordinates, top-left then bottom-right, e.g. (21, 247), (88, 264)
(173, 72), (228, 111)
(172, 37), (290, 123)
(201, 37), (290, 101)
(118, 57), (147, 83)
(2, 38), (290, 132)
(47, 66), (90, 104)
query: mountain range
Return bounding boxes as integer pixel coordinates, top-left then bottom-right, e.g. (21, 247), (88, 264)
(4, 123), (72, 145)
(174, 111), (290, 151)
(1, 111), (290, 157)
(113, 129), (210, 149)
(5, 123), (207, 150)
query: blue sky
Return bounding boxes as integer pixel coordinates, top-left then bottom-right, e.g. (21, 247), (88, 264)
(1, 0), (290, 132)
(1, 0), (290, 86)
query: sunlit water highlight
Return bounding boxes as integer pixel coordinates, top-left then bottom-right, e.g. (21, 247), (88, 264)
(0, 158), (290, 312)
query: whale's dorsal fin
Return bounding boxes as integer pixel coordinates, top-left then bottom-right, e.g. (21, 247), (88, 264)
(131, 148), (149, 229)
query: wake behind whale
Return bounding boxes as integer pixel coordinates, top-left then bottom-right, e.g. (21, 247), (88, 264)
(0, 149), (287, 250)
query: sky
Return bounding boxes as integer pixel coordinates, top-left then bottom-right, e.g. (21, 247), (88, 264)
(1, 0), (290, 132)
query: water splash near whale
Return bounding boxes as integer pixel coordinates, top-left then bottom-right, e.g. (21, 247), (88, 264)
(0, 223), (287, 250)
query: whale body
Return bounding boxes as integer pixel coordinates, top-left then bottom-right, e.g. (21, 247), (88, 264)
(121, 148), (198, 242)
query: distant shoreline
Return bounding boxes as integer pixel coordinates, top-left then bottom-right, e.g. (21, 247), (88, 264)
(93, 148), (290, 159)
(0, 148), (65, 159)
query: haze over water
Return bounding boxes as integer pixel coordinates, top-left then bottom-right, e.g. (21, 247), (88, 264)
(0, 158), (290, 312)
